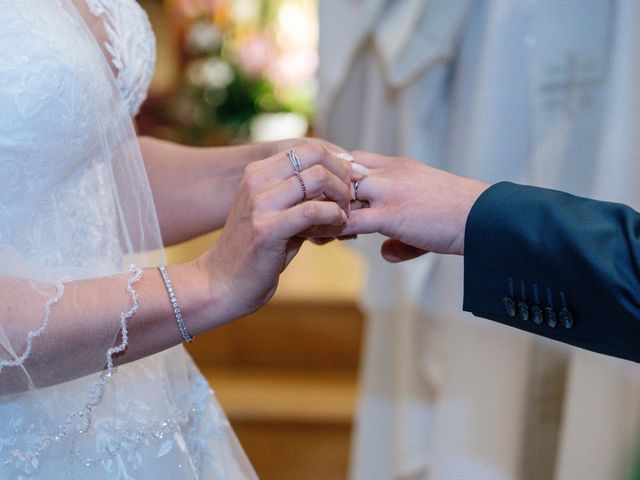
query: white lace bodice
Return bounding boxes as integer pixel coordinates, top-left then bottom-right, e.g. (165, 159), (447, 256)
(0, 1), (122, 276)
(0, 0), (156, 275)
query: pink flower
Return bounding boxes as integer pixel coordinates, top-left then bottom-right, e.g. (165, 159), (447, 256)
(235, 35), (276, 78)
(266, 50), (318, 88)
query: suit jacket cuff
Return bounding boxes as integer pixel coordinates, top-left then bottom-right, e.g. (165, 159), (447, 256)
(462, 181), (640, 362)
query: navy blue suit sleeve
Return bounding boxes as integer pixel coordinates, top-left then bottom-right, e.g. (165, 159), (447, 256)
(463, 182), (640, 363)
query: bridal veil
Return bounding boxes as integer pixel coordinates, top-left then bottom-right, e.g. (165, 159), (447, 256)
(0, 2), (255, 477)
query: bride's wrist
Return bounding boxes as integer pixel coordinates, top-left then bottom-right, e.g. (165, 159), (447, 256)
(166, 260), (228, 336)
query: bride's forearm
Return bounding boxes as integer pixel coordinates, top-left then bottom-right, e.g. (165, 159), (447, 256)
(1, 138), (351, 394)
(139, 136), (271, 246)
(0, 262), (220, 393)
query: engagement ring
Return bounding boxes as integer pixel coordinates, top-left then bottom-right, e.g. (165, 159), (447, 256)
(288, 149), (302, 173)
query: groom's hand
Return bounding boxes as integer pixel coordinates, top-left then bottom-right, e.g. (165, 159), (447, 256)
(340, 152), (490, 259)
(378, 239), (429, 263)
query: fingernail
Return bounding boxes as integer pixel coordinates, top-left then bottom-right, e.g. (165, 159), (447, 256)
(351, 162), (369, 176)
(335, 152), (354, 162)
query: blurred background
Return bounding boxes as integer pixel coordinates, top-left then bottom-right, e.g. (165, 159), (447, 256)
(139, 0), (317, 145)
(137, 1), (366, 479)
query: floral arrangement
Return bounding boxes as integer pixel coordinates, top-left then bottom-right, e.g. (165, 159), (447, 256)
(164, 0), (317, 145)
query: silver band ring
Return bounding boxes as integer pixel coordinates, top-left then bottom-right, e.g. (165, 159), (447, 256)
(294, 172), (307, 201)
(353, 180), (361, 200)
(288, 149), (303, 173)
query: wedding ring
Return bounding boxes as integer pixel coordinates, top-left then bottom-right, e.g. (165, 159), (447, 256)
(353, 180), (361, 201)
(294, 172), (308, 201)
(288, 149), (303, 173)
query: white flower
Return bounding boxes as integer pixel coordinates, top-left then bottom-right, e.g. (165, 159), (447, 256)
(187, 58), (234, 90)
(185, 21), (222, 54)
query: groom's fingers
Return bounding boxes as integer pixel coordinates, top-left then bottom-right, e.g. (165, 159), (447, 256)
(351, 151), (391, 169)
(352, 175), (384, 204)
(380, 239), (429, 263)
(339, 208), (384, 236)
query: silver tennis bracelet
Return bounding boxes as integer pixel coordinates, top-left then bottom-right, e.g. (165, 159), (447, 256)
(158, 265), (194, 343)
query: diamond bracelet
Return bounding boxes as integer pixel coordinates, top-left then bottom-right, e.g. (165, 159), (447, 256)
(158, 265), (194, 343)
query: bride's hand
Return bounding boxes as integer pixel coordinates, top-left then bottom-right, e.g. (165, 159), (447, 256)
(194, 143), (352, 325)
(263, 137), (353, 163)
(341, 152), (490, 261)
(263, 137), (357, 245)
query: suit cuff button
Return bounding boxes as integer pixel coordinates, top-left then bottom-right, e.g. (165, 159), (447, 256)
(503, 296), (517, 317)
(531, 305), (543, 325)
(559, 308), (574, 329)
(545, 307), (558, 328)
(517, 301), (529, 321)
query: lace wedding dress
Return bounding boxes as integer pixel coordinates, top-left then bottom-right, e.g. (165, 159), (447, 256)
(0, 1), (257, 478)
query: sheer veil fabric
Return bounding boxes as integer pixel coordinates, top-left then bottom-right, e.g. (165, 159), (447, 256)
(0, 1), (256, 478)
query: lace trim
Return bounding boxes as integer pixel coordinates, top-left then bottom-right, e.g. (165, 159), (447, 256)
(103, 264), (143, 377)
(0, 282), (65, 376)
(2, 265), (143, 470)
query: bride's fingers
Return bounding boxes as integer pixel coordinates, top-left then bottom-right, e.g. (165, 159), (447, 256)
(316, 139), (353, 160)
(380, 239), (429, 263)
(256, 142), (351, 188)
(349, 161), (370, 182)
(255, 165), (351, 214)
(269, 200), (347, 240)
(269, 138), (352, 162)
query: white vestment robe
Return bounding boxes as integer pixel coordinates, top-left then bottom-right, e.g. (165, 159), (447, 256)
(317, 1), (640, 479)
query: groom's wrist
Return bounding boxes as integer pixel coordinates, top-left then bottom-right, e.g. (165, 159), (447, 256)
(457, 179), (491, 255)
